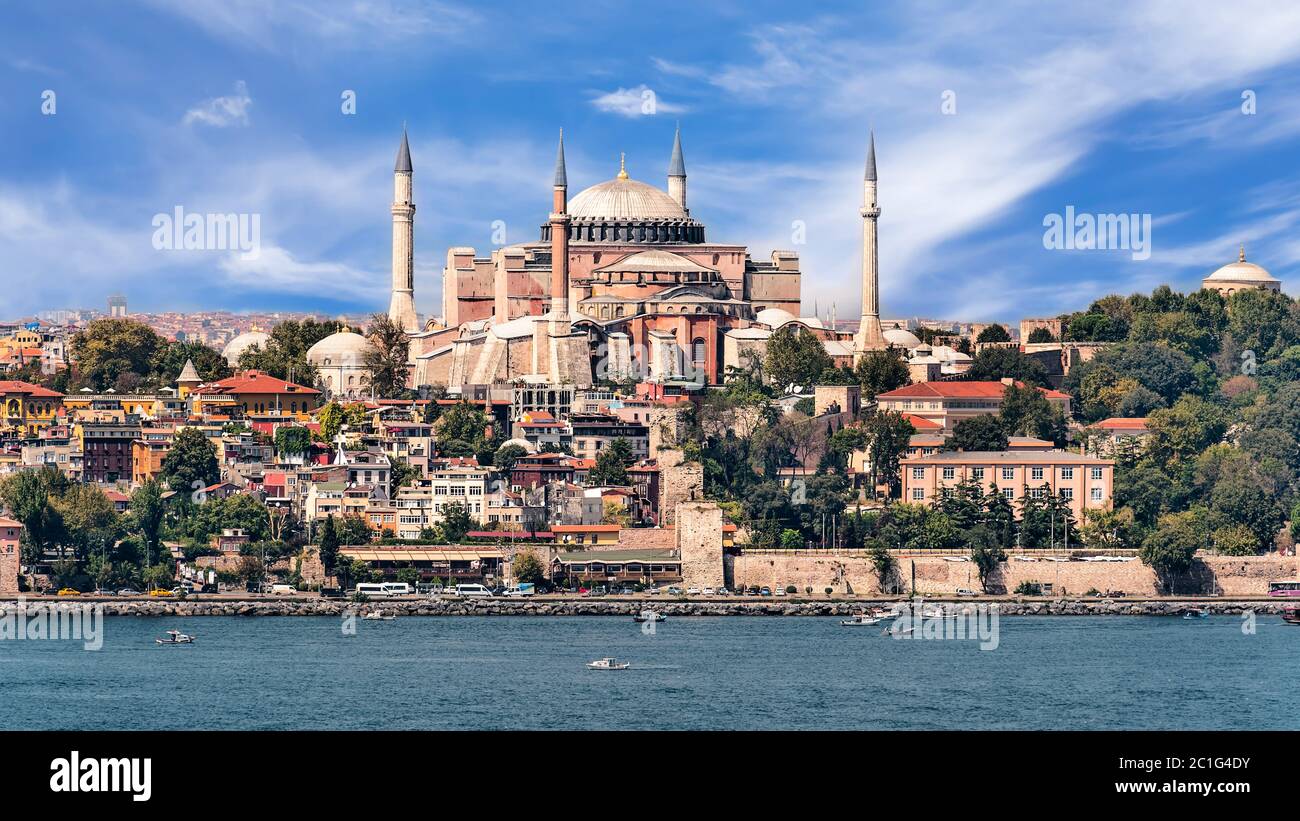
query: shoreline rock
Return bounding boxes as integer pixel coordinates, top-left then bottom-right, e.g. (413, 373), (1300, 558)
(0, 598), (1291, 618)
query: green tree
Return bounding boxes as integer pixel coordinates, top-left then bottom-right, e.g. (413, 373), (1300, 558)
(68, 318), (164, 391)
(998, 383), (1067, 444)
(1026, 327), (1055, 343)
(588, 437), (633, 485)
(437, 503), (475, 544)
(0, 468), (67, 562)
(1140, 511), (1204, 591)
(130, 479), (166, 565)
(948, 414), (1008, 451)
(968, 525), (1005, 592)
(966, 347), (1048, 386)
(51, 484), (120, 562)
(848, 348), (910, 399)
(512, 549), (545, 585)
(861, 411), (915, 496)
(151, 340), (231, 385)
(159, 427), (220, 493)
(363, 313), (411, 398)
(765, 326), (833, 389)
(317, 514), (340, 574)
(975, 323), (1011, 344)
(494, 443), (528, 474)
(238, 318), (349, 383)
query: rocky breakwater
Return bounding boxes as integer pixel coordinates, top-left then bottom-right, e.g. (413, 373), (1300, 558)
(0, 597), (1291, 617)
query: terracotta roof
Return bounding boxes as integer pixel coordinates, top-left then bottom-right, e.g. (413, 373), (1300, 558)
(193, 370), (319, 396)
(0, 380), (63, 398)
(0, 516), (24, 528)
(1095, 417), (1149, 431)
(878, 380), (1070, 400)
(901, 413), (942, 430)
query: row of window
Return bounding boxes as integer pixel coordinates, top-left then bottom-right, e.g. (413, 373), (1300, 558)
(915, 486), (1105, 503)
(915, 466), (1106, 481)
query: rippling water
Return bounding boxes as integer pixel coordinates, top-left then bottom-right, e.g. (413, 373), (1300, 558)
(1, 615), (1295, 730)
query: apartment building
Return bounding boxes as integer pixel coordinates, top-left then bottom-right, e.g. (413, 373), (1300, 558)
(900, 450), (1114, 521)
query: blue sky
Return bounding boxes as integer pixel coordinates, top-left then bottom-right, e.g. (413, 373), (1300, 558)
(4, 1), (1300, 324)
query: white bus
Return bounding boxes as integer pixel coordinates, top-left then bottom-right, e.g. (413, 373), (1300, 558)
(353, 583), (412, 598)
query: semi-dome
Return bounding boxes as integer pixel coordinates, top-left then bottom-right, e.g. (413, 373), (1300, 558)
(569, 177), (686, 221)
(221, 331), (271, 367)
(306, 331), (376, 366)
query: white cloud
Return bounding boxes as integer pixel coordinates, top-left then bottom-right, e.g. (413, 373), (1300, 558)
(663, 1), (1300, 319)
(590, 85), (686, 118)
(183, 80), (252, 127)
(142, 0), (479, 51)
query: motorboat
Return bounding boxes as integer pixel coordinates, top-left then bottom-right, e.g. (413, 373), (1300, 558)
(632, 612), (666, 623)
(840, 614), (884, 626)
(362, 611), (396, 621)
(1282, 607), (1300, 625)
(587, 657), (630, 670)
(155, 630), (195, 645)
(1182, 609), (1209, 620)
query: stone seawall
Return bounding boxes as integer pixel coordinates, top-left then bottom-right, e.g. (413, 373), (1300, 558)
(0, 598), (1292, 618)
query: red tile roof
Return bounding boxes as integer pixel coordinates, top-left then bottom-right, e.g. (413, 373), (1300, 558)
(0, 380), (63, 398)
(878, 380), (1070, 400)
(193, 370), (319, 397)
(1095, 417), (1149, 431)
(0, 517), (22, 528)
(901, 413), (942, 430)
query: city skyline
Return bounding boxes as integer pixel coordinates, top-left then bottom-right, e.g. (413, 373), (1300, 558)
(5, 2), (1300, 324)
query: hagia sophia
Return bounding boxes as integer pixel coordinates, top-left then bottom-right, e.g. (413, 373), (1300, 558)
(394, 126), (915, 390)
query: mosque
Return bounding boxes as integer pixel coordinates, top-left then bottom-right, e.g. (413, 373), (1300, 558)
(395, 126), (911, 389)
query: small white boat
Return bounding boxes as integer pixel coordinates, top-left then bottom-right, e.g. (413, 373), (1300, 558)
(587, 657), (630, 670)
(1182, 609), (1209, 620)
(362, 611), (396, 621)
(840, 614), (884, 626)
(156, 630), (195, 645)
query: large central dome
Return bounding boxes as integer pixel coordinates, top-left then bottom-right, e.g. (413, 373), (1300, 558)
(569, 176), (686, 220)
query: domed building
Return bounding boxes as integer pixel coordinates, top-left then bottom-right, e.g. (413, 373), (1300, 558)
(307, 331), (376, 399)
(1202, 246), (1281, 296)
(415, 126), (811, 387)
(221, 330), (271, 368)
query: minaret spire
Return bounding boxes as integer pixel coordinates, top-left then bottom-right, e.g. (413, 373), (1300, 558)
(549, 130), (571, 319)
(388, 126), (418, 333)
(553, 128), (567, 188)
(667, 124), (687, 212)
(855, 129), (884, 354)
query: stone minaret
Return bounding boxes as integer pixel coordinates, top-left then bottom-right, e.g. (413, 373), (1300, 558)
(389, 128), (418, 333)
(549, 130), (571, 320)
(668, 125), (687, 212)
(855, 131), (885, 352)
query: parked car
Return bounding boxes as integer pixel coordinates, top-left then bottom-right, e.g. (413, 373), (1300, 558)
(701, 587), (715, 596)
(715, 587), (730, 596)
(666, 586), (683, 596)
(270, 584), (295, 595)
(746, 586), (761, 596)
(773, 586), (786, 597)
(57, 587), (80, 596)
(645, 586), (661, 595)
(686, 586), (702, 595)
(117, 588), (140, 596)
(319, 587), (344, 599)
(955, 588), (979, 597)
(759, 587), (773, 597)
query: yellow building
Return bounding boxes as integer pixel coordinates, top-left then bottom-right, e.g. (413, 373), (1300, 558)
(0, 380), (64, 435)
(551, 524), (621, 547)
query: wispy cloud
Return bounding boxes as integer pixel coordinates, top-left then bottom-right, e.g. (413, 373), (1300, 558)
(590, 85), (686, 118)
(141, 0), (480, 51)
(182, 80), (252, 127)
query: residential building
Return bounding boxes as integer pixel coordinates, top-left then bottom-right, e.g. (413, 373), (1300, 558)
(876, 380), (1071, 434)
(900, 450), (1114, 521)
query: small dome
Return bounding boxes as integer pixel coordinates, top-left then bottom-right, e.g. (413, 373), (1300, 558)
(569, 177), (686, 221)
(306, 331), (376, 367)
(222, 331), (271, 367)
(755, 308), (798, 328)
(884, 328), (922, 348)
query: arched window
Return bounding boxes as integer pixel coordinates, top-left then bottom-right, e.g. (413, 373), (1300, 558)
(692, 337), (706, 367)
